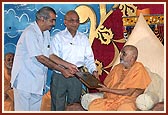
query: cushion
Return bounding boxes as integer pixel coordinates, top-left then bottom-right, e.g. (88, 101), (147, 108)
(136, 92), (159, 111)
(145, 67), (164, 102)
(136, 67), (164, 111)
(81, 92), (103, 110)
(113, 13), (164, 80)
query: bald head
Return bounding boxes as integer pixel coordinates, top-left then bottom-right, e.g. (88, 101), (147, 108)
(124, 45), (138, 61)
(64, 10), (80, 37)
(64, 10), (79, 20)
(4, 52), (14, 69)
(120, 45), (138, 69)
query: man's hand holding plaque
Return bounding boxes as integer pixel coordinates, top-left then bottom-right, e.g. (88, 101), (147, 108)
(75, 71), (103, 89)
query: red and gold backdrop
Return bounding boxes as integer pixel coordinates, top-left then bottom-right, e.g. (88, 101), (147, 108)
(75, 4), (164, 92)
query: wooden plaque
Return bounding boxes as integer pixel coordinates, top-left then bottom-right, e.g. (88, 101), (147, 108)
(75, 72), (102, 89)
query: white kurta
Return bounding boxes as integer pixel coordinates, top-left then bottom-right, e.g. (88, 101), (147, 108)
(11, 21), (51, 95)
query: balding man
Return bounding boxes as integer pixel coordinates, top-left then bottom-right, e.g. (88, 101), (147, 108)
(50, 10), (98, 111)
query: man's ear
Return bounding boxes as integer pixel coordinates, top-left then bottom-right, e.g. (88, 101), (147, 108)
(64, 20), (66, 26)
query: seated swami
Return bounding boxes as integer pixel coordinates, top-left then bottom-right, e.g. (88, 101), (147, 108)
(88, 45), (151, 111)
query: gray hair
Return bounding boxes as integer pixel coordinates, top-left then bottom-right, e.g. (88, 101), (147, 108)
(36, 6), (56, 20)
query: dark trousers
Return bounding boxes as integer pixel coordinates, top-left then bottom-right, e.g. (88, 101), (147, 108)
(50, 72), (82, 111)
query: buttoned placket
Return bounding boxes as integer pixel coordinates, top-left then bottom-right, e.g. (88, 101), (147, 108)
(41, 32), (49, 93)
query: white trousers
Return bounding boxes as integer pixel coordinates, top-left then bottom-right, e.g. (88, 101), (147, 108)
(13, 88), (42, 111)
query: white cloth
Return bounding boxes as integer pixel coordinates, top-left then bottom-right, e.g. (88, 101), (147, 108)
(50, 28), (97, 73)
(14, 88), (42, 111)
(81, 92), (104, 110)
(144, 67), (164, 102)
(135, 67), (164, 110)
(11, 21), (51, 95)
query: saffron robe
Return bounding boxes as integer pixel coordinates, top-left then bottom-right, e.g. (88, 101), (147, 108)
(4, 67), (14, 111)
(88, 62), (151, 111)
(40, 91), (51, 111)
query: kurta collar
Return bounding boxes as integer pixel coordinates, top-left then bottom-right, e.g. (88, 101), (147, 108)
(33, 21), (43, 37)
(64, 27), (79, 38)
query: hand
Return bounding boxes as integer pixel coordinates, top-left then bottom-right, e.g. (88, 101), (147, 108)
(67, 63), (78, 74)
(61, 68), (75, 78)
(96, 84), (109, 92)
(92, 70), (100, 80)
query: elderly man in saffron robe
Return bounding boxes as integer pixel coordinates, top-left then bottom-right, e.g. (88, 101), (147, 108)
(4, 52), (14, 111)
(88, 45), (151, 111)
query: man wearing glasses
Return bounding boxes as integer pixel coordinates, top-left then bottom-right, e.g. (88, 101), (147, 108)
(50, 10), (99, 111)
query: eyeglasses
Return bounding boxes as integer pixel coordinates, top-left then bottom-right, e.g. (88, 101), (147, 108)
(65, 19), (80, 23)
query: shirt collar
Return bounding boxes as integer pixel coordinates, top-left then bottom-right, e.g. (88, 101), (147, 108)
(64, 27), (79, 37)
(33, 21), (44, 37)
